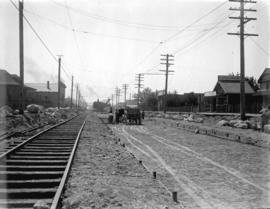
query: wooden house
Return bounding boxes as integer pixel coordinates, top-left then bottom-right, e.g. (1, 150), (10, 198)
(213, 75), (255, 112)
(257, 68), (270, 107)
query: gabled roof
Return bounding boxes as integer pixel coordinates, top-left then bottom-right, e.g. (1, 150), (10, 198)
(214, 81), (254, 94)
(0, 69), (20, 86)
(258, 68), (270, 83)
(25, 82), (65, 92)
(214, 75), (254, 94)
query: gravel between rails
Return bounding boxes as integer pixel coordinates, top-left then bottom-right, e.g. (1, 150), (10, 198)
(62, 112), (179, 209)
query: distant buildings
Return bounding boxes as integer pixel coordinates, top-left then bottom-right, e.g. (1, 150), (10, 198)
(205, 75), (255, 113)
(0, 69), (35, 109)
(0, 69), (22, 109)
(25, 81), (66, 108)
(257, 68), (270, 107)
(0, 69), (66, 109)
(157, 69), (270, 113)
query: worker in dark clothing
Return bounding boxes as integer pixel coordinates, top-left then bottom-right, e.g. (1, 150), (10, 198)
(108, 107), (113, 124)
(142, 110), (145, 120)
(115, 109), (120, 123)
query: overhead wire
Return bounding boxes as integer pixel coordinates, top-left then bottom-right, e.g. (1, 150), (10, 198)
(173, 16), (232, 55)
(129, 1), (229, 74)
(142, 12), (234, 73)
(64, 0), (85, 70)
(51, 0), (228, 32)
(23, 9), (158, 43)
(9, 0), (72, 81)
(249, 37), (270, 57)
(162, 1), (228, 44)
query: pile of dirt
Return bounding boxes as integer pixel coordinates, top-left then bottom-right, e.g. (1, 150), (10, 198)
(216, 119), (261, 130)
(0, 105), (77, 134)
(62, 112), (179, 209)
(146, 111), (263, 132)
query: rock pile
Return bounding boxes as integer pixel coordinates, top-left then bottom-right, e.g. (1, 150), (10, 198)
(0, 105), (77, 134)
(216, 119), (261, 130)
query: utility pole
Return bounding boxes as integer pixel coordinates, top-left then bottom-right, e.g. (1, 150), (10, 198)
(135, 74), (144, 106)
(76, 84), (78, 109)
(57, 55), (62, 109)
(115, 87), (121, 106)
(228, 0), (258, 120)
(19, 0), (24, 114)
(78, 90), (81, 109)
(111, 94), (114, 107)
(122, 84), (129, 107)
(117, 88), (121, 105)
(70, 75), (74, 109)
(160, 54), (174, 113)
(115, 88), (118, 106)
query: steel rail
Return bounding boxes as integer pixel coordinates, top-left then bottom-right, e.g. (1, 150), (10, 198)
(0, 123), (48, 141)
(0, 115), (78, 160)
(50, 119), (86, 209)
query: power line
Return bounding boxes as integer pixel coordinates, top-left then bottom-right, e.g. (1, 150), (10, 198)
(130, 43), (162, 72)
(249, 37), (270, 57)
(162, 1), (228, 44)
(9, 0), (72, 80)
(23, 9), (158, 44)
(173, 17), (231, 55)
(129, 1), (228, 73)
(171, 5), (243, 56)
(140, 17), (233, 75)
(52, 0), (227, 32)
(174, 21), (235, 56)
(65, 0), (85, 70)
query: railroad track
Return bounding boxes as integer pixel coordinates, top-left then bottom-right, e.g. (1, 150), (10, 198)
(0, 124), (52, 155)
(0, 114), (87, 209)
(0, 124), (48, 141)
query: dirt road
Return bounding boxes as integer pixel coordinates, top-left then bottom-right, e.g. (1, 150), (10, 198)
(111, 119), (270, 209)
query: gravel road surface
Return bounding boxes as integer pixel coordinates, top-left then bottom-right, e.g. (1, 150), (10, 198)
(111, 118), (270, 209)
(62, 113), (179, 209)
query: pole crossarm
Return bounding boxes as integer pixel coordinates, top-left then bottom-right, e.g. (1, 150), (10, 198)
(227, 32), (258, 36)
(160, 63), (174, 65)
(229, 17), (257, 21)
(161, 54), (174, 57)
(229, 8), (257, 12)
(229, 0), (257, 3)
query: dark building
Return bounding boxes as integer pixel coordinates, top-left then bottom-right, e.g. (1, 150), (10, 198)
(25, 81), (66, 108)
(0, 69), (34, 109)
(257, 68), (270, 107)
(0, 69), (21, 109)
(207, 75), (255, 113)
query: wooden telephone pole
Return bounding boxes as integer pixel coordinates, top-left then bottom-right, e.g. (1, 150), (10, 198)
(122, 84), (129, 107)
(228, 0), (258, 120)
(57, 55), (62, 109)
(160, 54), (174, 113)
(76, 84), (79, 109)
(19, 0), (24, 114)
(135, 74), (144, 106)
(115, 87), (121, 106)
(70, 75), (74, 109)
(111, 94), (114, 107)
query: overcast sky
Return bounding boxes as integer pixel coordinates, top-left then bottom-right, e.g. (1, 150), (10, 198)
(0, 0), (269, 104)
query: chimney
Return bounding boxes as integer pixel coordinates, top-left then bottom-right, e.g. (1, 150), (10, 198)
(47, 81), (50, 89)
